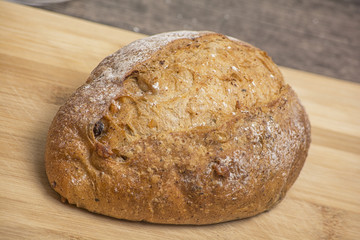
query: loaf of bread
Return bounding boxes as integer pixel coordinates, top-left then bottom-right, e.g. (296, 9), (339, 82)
(45, 31), (311, 225)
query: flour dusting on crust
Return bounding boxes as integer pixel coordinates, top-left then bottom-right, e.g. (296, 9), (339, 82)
(57, 31), (212, 131)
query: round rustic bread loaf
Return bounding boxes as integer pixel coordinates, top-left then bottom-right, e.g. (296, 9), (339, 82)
(45, 31), (311, 225)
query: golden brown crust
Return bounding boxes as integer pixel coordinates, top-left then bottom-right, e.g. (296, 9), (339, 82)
(45, 31), (311, 225)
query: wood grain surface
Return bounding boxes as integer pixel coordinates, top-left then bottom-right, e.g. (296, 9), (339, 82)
(1, 1), (360, 239)
(32, 0), (360, 84)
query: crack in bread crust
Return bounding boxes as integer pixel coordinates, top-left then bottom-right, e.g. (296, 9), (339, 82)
(45, 31), (311, 225)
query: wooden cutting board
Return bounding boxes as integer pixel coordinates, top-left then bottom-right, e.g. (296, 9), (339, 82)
(1, 1), (359, 239)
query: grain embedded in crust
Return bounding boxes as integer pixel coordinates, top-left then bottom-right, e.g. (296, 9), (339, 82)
(45, 31), (311, 225)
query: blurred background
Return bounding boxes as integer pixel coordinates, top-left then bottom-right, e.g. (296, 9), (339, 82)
(11, 0), (360, 83)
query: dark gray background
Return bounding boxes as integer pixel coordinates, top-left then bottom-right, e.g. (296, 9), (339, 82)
(29, 0), (360, 83)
